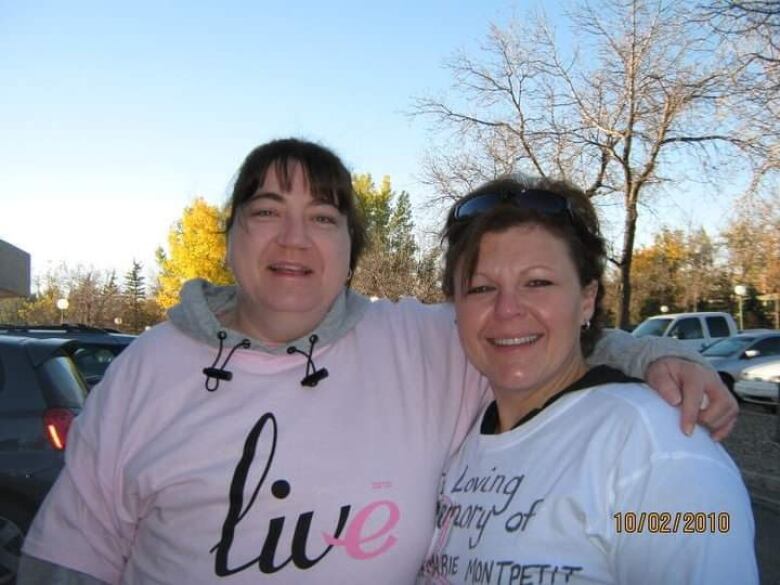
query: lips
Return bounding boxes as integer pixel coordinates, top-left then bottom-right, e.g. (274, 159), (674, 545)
(489, 334), (541, 347)
(268, 262), (313, 276)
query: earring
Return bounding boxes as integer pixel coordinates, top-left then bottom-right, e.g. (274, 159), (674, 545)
(582, 319), (591, 331)
(346, 269), (353, 280)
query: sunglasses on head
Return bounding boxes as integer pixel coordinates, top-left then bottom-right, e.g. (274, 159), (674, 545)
(452, 189), (576, 223)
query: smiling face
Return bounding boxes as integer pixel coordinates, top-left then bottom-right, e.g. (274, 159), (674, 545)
(227, 161), (352, 344)
(454, 224), (597, 429)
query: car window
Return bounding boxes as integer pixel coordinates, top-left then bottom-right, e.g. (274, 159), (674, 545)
(632, 318), (673, 337)
(38, 355), (88, 407)
(669, 317), (703, 340)
(72, 346), (120, 381)
(702, 336), (754, 357)
(706, 316), (731, 338)
(752, 336), (780, 356)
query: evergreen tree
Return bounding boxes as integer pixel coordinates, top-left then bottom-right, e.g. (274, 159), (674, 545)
(124, 260), (146, 333)
(351, 175), (437, 300)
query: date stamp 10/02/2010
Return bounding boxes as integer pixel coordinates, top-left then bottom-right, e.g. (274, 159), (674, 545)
(613, 512), (731, 534)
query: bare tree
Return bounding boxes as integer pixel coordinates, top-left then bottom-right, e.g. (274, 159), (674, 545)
(701, 1), (780, 191)
(701, 1), (780, 66)
(414, 0), (762, 327)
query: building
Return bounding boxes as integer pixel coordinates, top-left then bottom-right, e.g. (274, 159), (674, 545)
(0, 239), (31, 298)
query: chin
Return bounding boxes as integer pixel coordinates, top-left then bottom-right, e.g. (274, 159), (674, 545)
(489, 373), (534, 394)
(266, 297), (323, 314)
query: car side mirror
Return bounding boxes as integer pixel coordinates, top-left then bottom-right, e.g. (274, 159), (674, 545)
(743, 349), (760, 359)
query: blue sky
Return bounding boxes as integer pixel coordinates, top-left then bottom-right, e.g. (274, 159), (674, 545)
(0, 0), (739, 284)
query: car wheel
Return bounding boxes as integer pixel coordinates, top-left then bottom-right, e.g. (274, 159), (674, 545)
(718, 372), (742, 402)
(0, 500), (33, 585)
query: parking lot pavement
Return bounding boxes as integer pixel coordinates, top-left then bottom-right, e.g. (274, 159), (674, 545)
(723, 407), (780, 498)
(722, 407), (780, 585)
(753, 498), (780, 585)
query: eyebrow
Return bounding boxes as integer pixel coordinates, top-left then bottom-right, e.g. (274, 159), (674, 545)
(246, 191), (340, 209)
(247, 191), (284, 204)
(471, 263), (557, 277)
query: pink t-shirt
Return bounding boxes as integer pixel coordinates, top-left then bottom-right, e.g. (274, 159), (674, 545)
(23, 299), (488, 584)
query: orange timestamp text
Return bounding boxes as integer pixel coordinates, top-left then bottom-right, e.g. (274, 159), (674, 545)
(613, 512), (730, 534)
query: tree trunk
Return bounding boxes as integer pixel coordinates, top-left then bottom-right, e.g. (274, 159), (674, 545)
(618, 194), (640, 329)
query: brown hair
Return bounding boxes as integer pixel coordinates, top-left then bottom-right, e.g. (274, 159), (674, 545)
(441, 175), (606, 356)
(226, 138), (367, 274)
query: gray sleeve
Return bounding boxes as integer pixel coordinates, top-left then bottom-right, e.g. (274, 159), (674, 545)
(587, 328), (711, 379)
(17, 555), (110, 585)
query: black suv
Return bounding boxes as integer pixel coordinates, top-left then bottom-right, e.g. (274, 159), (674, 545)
(0, 325), (135, 388)
(0, 336), (88, 584)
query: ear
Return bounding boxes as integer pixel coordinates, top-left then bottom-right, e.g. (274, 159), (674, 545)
(580, 280), (598, 322)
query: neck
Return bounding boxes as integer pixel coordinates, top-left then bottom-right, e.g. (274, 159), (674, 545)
(225, 293), (337, 346)
(494, 355), (588, 434)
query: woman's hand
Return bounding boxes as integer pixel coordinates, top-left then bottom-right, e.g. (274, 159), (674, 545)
(646, 358), (738, 441)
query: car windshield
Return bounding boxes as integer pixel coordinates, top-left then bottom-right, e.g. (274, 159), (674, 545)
(702, 337), (755, 357)
(632, 318), (673, 338)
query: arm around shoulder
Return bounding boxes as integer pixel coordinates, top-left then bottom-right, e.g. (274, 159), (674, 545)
(589, 328), (710, 379)
(592, 330), (739, 438)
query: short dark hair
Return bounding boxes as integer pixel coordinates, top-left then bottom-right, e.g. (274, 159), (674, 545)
(441, 175), (606, 356)
(226, 138), (367, 274)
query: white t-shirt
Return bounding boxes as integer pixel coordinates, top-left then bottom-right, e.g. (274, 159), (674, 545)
(418, 368), (758, 585)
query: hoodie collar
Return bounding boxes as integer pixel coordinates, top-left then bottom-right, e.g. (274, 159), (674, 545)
(167, 278), (370, 354)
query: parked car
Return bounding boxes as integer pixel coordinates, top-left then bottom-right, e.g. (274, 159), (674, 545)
(0, 335), (88, 585)
(734, 358), (780, 411)
(631, 311), (738, 352)
(0, 324), (135, 388)
(702, 331), (780, 392)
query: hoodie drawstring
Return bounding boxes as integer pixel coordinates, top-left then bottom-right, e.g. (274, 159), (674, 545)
(287, 334), (329, 387)
(203, 331), (251, 392)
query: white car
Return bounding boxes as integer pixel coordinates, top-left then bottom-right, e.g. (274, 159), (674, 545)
(631, 311), (739, 352)
(733, 358), (780, 411)
(702, 331), (780, 391)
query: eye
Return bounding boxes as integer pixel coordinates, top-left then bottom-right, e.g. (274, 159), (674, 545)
(526, 279), (553, 287)
(248, 207), (278, 218)
(312, 213), (338, 225)
(465, 284), (494, 295)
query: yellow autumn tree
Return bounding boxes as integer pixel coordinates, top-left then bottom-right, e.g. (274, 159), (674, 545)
(156, 198), (234, 309)
(628, 229), (688, 323)
(625, 227), (730, 324)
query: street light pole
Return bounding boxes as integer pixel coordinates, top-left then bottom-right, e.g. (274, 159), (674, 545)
(56, 298), (69, 325)
(734, 285), (747, 331)
(736, 295), (744, 331)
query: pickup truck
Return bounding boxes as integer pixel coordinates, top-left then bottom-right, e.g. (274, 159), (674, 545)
(631, 311), (739, 352)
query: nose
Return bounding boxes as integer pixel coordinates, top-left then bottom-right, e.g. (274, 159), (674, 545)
(275, 213), (311, 249)
(494, 288), (527, 320)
